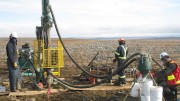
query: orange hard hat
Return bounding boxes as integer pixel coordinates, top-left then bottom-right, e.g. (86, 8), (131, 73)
(118, 38), (125, 42)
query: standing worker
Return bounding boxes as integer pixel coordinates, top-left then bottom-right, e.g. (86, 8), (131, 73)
(113, 38), (128, 86)
(6, 32), (21, 92)
(159, 52), (180, 101)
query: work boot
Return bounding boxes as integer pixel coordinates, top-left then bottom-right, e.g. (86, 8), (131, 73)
(122, 79), (126, 84)
(16, 82), (21, 90)
(114, 78), (122, 86)
(114, 80), (120, 85)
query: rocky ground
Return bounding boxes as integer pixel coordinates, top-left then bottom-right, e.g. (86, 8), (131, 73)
(0, 38), (180, 101)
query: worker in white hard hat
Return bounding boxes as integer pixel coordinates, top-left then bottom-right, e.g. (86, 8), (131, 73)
(159, 52), (180, 101)
(6, 32), (21, 92)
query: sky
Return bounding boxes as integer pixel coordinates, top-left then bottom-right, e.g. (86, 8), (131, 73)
(0, 0), (180, 38)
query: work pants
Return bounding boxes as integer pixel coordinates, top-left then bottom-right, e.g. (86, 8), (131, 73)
(163, 85), (177, 101)
(15, 65), (22, 90)
(117, 59), (126, 84)
(7, 60), (22, 91)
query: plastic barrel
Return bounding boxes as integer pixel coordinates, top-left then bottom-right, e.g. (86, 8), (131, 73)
(141, 95), (150, 101)
(130, 83), (140, 97)
(142, 80), (153, 96)
(150, 86), (163, 101)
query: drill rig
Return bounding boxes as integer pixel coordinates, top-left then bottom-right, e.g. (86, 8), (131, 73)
(18, 0), (161, 90)
(17, 0), (64, 85)
(34, 0), (64, 83)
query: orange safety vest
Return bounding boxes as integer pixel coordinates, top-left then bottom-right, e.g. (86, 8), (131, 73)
(167, 61), (180, 86)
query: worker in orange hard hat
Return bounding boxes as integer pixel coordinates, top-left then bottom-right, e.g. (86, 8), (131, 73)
(113, 38), (128, 86)
(118, 38), (125, 42)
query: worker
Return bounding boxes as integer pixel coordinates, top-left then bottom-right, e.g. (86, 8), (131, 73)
(6, 32), (21, 92)
(159, 52), (180, 101)
(113, 38), (128, 85)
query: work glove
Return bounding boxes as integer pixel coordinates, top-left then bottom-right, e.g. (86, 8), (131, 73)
(13, 62), (18, 69)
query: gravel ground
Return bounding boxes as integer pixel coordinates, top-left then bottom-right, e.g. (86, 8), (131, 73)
(0, 38), (180, 101)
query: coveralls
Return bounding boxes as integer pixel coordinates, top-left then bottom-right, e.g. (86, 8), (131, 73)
(156, 61), (177, 101)
(6, 38), (21, 91)
(114, 43), (128, 85)
(164, 61), (177, 101)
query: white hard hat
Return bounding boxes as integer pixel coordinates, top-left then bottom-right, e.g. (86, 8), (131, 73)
(10, 32), (18, 38)
(160, 52), (168, 60)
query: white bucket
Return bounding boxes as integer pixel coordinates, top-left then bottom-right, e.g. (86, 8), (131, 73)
(141, 95), (150, 101)
(130, 83), (140, 97)
(150, 86), (163, 100)
(141, 80), (153, 96)
(142, 79), (153, 85)
(150, 98), (162, 101)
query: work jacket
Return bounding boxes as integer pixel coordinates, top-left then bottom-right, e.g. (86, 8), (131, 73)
(6, 39), (18, 64)
(115, 44), (128, 60)
(166, 61), (180, 86)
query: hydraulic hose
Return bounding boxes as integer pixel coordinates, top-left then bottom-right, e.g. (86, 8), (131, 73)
(48, 5), (144, 88)
(49, 5), (108, 78)
(49, 5), (143, 79)
(48, 58), (137, 88)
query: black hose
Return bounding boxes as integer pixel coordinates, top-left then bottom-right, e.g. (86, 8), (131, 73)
(48, 58), (137, 88)
(49, 5), (143, 79)
(47, 5), (145, 88)
(49, 5), (109, 78)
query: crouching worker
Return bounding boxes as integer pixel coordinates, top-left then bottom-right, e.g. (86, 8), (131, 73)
(159, 52), (180, 101)
(6, 32), (22, 92)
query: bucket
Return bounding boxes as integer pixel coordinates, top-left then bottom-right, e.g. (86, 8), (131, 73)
(130, 83), (140, 97)
(141, 95), (150, 101)
(150, 98), (162, 101)
(142, 80), (153, 96)
(150, 86), (163, 100)
(89, 77), (96, 84)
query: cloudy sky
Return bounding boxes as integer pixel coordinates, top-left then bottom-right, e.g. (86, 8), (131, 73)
(0, 0), (180, 38)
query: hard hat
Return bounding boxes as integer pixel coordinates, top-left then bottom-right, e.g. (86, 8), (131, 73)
(160, 52), (169, 60)
(118, 38), (125, 42)
(10, 32), (18, 38)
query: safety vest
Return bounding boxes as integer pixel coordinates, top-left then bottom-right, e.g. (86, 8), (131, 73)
(115, 45), (127, 60)
(167, 61), (180, 86)
(119, 75), (126, 78)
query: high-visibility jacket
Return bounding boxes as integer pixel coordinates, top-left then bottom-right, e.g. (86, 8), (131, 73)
(115, 45), (128, 60)
(167, 61), (180, 86)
